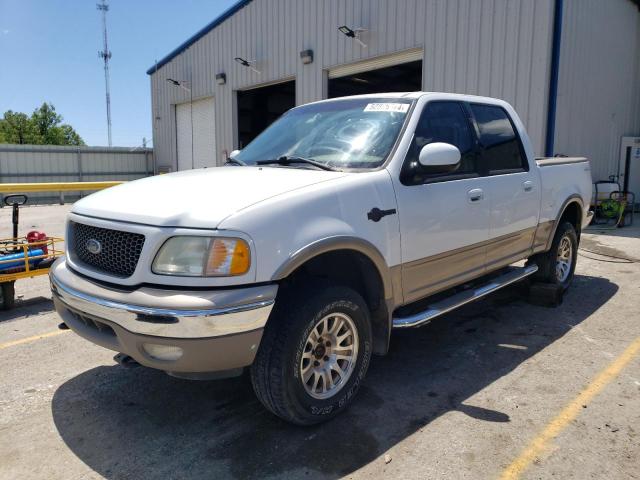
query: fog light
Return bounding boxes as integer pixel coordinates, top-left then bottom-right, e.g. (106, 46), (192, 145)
(142, 343), (183, 361)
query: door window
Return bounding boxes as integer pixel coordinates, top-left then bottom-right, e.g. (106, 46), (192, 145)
(401, 101), (476, 184)
(469, 104), (527, 174)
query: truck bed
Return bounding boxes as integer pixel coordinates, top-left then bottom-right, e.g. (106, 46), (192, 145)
(535, 156), (592, 227)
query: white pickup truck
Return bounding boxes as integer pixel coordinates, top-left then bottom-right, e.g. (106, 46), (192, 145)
(51, 92), (593, 425)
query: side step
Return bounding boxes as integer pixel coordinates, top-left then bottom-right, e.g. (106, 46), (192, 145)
(392, 264), (538, 329)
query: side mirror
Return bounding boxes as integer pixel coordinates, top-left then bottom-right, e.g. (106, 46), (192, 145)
(229, 149), (241, 159)
(418, 142), (461, 174)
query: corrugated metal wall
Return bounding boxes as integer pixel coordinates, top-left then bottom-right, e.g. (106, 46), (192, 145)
(554, 0), (640, 182)
(0, 144), (154, 204)
(150, 0), (555, 170)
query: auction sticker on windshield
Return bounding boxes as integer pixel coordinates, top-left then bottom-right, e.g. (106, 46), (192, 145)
(363, 103), (410, 113)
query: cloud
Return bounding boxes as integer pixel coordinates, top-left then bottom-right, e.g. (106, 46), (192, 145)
(2, 29), (9, 35)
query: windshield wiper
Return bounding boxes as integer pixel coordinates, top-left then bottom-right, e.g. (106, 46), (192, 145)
(224, 157), (246, 166)
(256, 156), (340, 172)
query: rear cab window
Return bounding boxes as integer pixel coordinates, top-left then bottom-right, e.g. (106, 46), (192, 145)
(469, 103), (528, 174)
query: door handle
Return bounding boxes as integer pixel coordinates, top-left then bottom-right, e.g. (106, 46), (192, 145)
(523, 181), (534, 192)
(367, 207), (397, 222)
(467, 188), (484, 203)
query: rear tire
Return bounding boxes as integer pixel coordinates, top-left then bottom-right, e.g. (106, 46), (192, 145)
(251, 284), (372, 426)
(527, 221), (578, 291)
(0, 281), (15, 310)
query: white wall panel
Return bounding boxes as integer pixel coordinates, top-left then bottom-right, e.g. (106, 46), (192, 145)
(554, 0), (640, 183)
(150, 0), (556, 171)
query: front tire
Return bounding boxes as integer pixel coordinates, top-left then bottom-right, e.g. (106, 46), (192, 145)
(251, 284), (372, 425)
(527, 221), (578, 291)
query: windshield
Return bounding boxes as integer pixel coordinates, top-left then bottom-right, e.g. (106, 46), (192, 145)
(235, 97), (413, 170)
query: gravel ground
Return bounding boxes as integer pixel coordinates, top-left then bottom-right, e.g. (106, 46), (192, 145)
(1, 205), (639, 480)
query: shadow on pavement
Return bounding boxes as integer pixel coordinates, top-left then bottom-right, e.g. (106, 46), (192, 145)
(52, 274), (617, 479)
(0, 297), (53, 323)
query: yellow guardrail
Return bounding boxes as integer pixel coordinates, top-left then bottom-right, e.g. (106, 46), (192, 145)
(0, 181), (124, 204)
(0, 181), (123, 194)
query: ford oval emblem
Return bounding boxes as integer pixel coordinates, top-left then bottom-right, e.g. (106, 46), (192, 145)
(86, 238), (102, 255)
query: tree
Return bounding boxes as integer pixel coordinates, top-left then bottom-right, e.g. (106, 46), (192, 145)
(0, 111), (40, 144)
(59, 124), (84, 146)
(31, 102), (63, 144)
(0, 102), (85, 146)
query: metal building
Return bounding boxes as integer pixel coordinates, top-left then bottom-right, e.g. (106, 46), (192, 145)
(148, 0), (640, 192)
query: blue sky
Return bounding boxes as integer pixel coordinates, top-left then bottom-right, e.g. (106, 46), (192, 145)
(0, 0), (237, 147)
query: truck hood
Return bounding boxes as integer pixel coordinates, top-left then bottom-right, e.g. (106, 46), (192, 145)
(72, 166), (348, 228)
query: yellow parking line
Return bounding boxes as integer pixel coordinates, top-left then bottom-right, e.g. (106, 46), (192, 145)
(500, 336), (640, 480)
(0, 329), (69, 350)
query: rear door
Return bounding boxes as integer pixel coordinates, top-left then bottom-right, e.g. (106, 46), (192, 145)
(394, 101), (491, 304)
(468, 103), (540, 270)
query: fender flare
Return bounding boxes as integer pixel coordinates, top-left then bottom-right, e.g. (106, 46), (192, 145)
(271, 235), (396, 303)
(545, 194), (584, 251)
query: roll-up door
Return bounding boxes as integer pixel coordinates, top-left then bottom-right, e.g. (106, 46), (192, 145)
(328, 48), (423, 79)
(176, 96), (216, 170)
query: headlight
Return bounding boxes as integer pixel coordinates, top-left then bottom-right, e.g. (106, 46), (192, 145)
(152, 236), (250, 277)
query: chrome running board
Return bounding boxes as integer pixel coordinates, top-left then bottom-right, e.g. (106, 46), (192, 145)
(392, 264), (538, 329)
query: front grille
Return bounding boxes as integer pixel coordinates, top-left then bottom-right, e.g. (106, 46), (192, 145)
(70, 222), (145, 277)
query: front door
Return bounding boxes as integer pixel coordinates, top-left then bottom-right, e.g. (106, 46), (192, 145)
(394, 101), (490, 304)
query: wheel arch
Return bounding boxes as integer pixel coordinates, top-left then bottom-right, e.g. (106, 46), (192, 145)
(545, 195), (584, 251)
(271, 236), (397, 355)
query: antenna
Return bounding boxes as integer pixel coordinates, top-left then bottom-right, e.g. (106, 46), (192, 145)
(97, 0), (112, 146)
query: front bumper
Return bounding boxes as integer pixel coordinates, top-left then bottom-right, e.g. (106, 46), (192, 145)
(50, 258), (277, 373)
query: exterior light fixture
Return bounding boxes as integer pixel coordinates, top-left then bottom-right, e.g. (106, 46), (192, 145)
(338, 25), (367, 48)
(234, 57), (261, 74)
(165, 78), (191, 92)
(300, 49), (314, 65)
(216, 73), (226, 85)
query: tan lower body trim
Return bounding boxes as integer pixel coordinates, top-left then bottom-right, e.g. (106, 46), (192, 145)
(485, 226), (536, 270)
(402, 241), (486, 304)
(400, 226), (538, 306)
(532, 220), (554, 254)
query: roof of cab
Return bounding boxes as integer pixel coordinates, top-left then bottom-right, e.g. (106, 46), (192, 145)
(303, 91), (510, 105)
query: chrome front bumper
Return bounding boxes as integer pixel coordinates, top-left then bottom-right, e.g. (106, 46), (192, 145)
(50, 258), (277, 373)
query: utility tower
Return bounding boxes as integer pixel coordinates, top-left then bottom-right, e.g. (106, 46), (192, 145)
(97, 0), (112, 146)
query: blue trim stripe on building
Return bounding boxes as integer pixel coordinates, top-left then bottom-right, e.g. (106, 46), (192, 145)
(544, 0), (563, 157)
(146, 0), (253, 75)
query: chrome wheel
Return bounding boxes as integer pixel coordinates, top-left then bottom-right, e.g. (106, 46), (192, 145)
(555, 235), (573, 282)
(299, 312), (359, 400)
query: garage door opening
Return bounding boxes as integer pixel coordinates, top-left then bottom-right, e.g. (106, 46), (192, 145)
(329, 59), (422, 98)
(237, 80), (295, 148)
